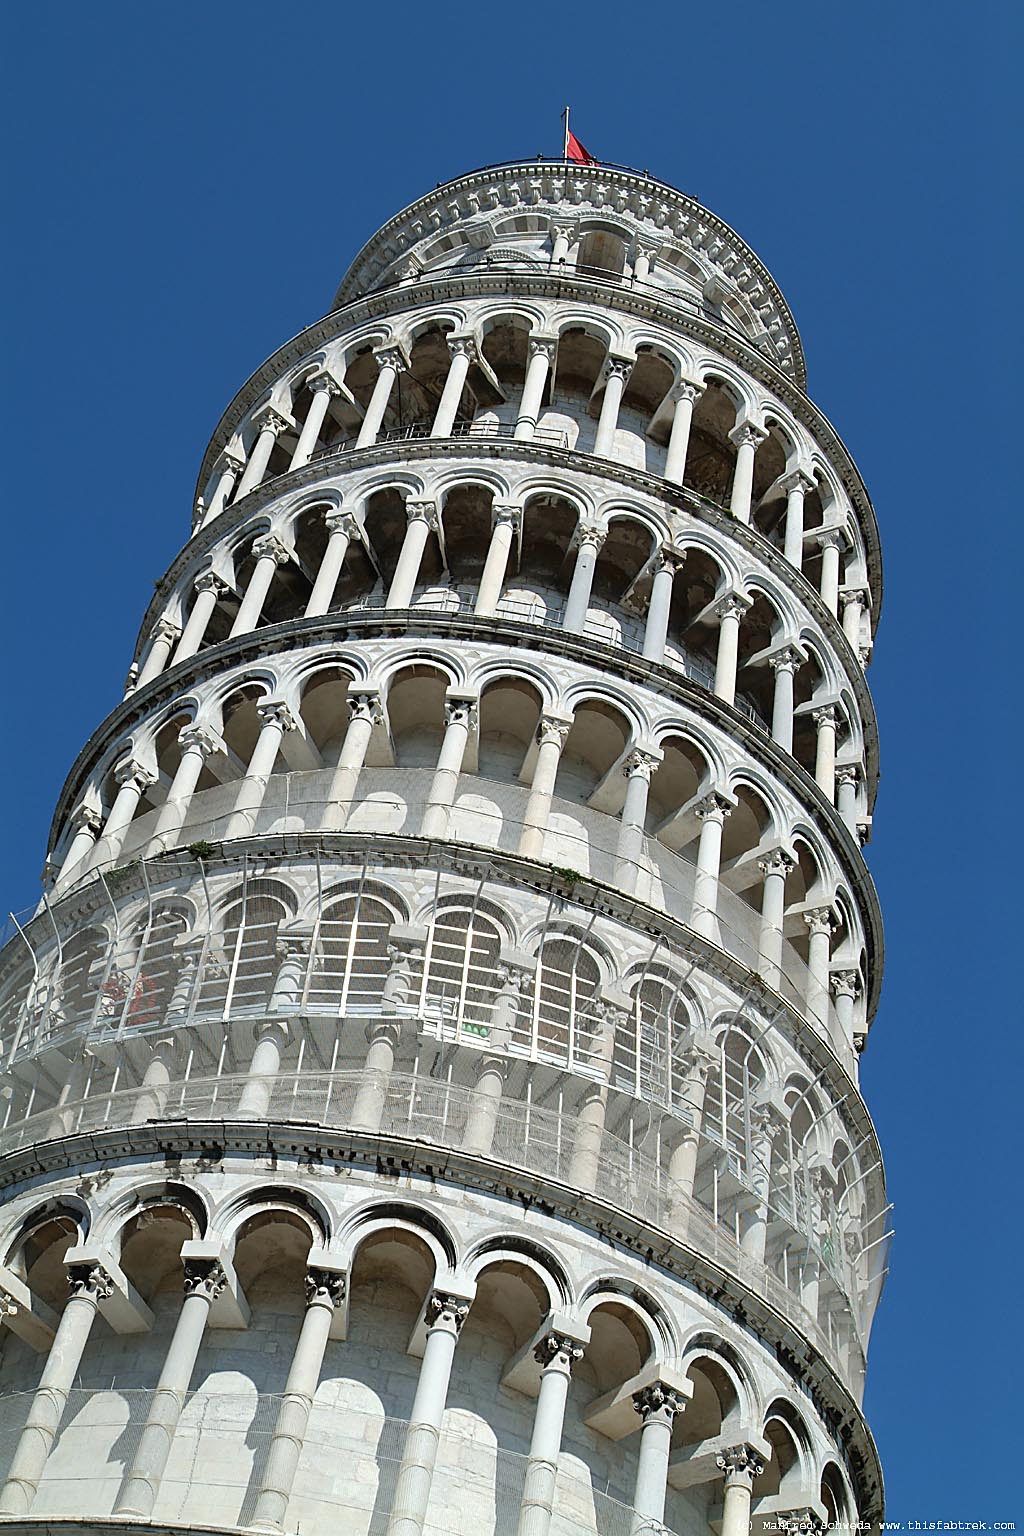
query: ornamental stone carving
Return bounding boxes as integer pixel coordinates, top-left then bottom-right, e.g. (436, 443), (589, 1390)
(425, 1292), (471, 1334)
(182, 1260), (228, 1301)
(67, 1264), (115, 1303)
(305, 1269), (347, 1309)
(534, 1333), (585, 1369)
(252, 534), (292, 566)
(632, 1382), (688, 1423)
(716, 1443), (766, 1482)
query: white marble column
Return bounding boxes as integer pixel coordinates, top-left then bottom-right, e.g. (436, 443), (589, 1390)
(593, 355), (633, 458)
(230, 534), (291, 638)
(201, 451), (245, 526)
(563, 523), (606, 634)
(0, 1263), (114, 1516)
(781, 469), (814, 568)
(835, 765), (859, 832)
(235, 408), (290, 501)
(663, 381), (703, 485)
(386, 1292), (470, 1536)
(387, 499), (437, 609)
(518, 714), (572, 859)
(615, 749), (660, 890)
(420, 697), (476, 839)
(804, 908), (836, 1029)
(130, 1037), (177, 1124)
(224, 700), (297, 840)
(631, 240), (658, 283)
(290, 374), (341, 470)
(172, 572), (226, 664)
(304, 510), (359, 618)
(323, 690), (385, 831)
(816, 529), (843, 614)
(115, 1259), (227, 1517)
(515, 336), (557, 440)
(135, 618), (181, 689)
(630, 1383), (688, 1535)
(462, 964), (525, 1156)
(813, 705), (838, 801)
(841, 586), (867, 647)
(237, 1018), (290, 1119)
(667, 1042), (716, 1204)
(431, 335), (476, 438)
(728, 421), (767, 524)
(717, 1444), (766, 1536)
(515, 1333), (585, 1536)
(87, 758), (157, 871)
(57, 805), (102, 882)
(830, 970), (860, 1047)
(692, 793), (732, 941)
(475, 503), (521, 617)
(713, 594), (751, 705)
(642, 548), (684, 662)
(250, 1268), (347, 1530)
(769, 647), (801, 753)
(741, 1102), (783, 1262)
(568, 1005), (618, 1193)
(350, 1016), (403, 1133)
(757, 849), (795, 990)
(357, 346), (406, 448)
(150, 724), (224, 849)
(550, 222), (575, 264)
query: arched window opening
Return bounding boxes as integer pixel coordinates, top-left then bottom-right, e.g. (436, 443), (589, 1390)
(576, 229), (627, 279)
(477, 677), (543, 785)
(703, 1026), (767, 1175)
(533, 934), (601, 1066)
(684, 382), (739, 504)
(440, 482), (494, 583)
(387, 666), (449, 768)
(422, 905), (502, 1039)
(362, 486), (412, 591)
(614, 967), (694, 1107)
(307, 892), (394, 1018)
(197, 882), (290, 1018)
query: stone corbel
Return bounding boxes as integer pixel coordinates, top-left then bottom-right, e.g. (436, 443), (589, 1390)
(61, 1244), (154, 1335)
(179, 1238), (249, 1330)
(500, 1311), (590, 1396)
(584, 1363), (694, 1440)
(407, 1276), (477, 1359)
(0, 1265), (59, 1352)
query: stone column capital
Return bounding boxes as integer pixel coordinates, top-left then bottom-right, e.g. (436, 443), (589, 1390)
(114, 756), (157, 793)
(325, 508), (360, 538)
(654, 544), (687, 575)
(715, 1442), (765, 1486)
(151, 617), (182, 646)
(835, 763), (859, 787)
(830, 969), (861, 1001)
(70, 803), (103, 835)
(779, 467), (815, 495)
(769, 645), (803, 674)
(603, 353), (634, 383)
(803, 906), (837, 938)
(536, 713), (573, 750)
(840, 585), (869, 610)
(572, 521), (607, 554)
(305, 1267), (347, 1309)
(815, 527), (845, 551)
(306, 370), (343, 398)
(757, 847), (795, 878)
(729, 419), (768, 450)
(347, 690), (386, 727)
(251, 533), (292, 566)
(253, 406), (290, 437)
(632, 1380), (689, 1424)
(177, 723), (225, 759)
(527, 333), (558, 362)
(405, 498), (439, 530)
(182, 1258), (228, 1301)
(446, 333), (478, 362)
(811, 704), (838, 730)
(443, 695), (478, 731)
(425, 1291), (471, 1335)
(534, 1331), (585, 1370)
(373, 344), (409, 374)
(491, 502), (522, 531)
(695, 791), (733, 824)
(670, 378), (704, 405)
(622, 747), (661, 782)
(66, 1262), (115, 1302)
(218, 447), (247, 477)
(256, 699), (299, 733)
(194, 569), (226, 597)
(714, 592), (752, 623)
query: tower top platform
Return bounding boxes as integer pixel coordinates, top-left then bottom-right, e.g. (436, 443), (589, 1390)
(334, 159), (807, 388)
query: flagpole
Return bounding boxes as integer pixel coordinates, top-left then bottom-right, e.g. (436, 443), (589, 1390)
(563, 106), (570, 162)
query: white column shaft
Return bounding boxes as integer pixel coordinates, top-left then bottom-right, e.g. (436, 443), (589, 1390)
(173, 586), (220, 664)
(420, 713), (471, 839)
(516, 1354), (573, 1536)
(116, 1288), (214, 1517)
(721, 1479), (754, 1536)
(323, 708), (376, 830)
(351, 1027), (398, 1133)
(290, 387), (333, 470)
(563, 540), (600, 634)
(304, 527), (351, 618)
(204, 465), (237, 524)
(663, 393), (695, 485)
(593, 370), (626, 458)
(136, 627), (178, 688)
(806, 929), (832, 1027)
(238, 1023), (288, 1118)
(815, 717), (838, 801)
(693, 814), (725, 939)
(131, 1044), (174, 1124)
(714, 611), (742, 705)
(837, 773), (858, 831)
(820, 540), (842, 614)
(758, 868), (788, 989)
(387, 1319), (460, 1536)
(515, 348), (552, 440)
(730, 439), (757, 523)
(843, 595), (864, 645)
(631, 1413), (673, 1530)
(0, 1290), (101, 1515)
(230, 553), (279, 638)
(151, 744), (208, 847)
(59, 821), (99, 880)
(250, 1293), (335, 1529)
(615, 770), (651, 880)
(235, 424), (279, 500)
(387, 517), (432, 609)
(475, 518), (516, 617)
(431, 350), (471, 438)
(642, 563), (674, 662)
(783, 485), (806, 567)
(518, 736), (564, 859)
(356, 362), (398, 447)
(224, 721), (285, 840)
(771, 665), (795, 753)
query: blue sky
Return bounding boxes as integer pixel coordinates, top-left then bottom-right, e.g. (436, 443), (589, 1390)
(1, 1), (1018, 1518)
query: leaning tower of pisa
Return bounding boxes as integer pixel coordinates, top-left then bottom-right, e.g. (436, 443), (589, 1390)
(0, 158), (888, 1536)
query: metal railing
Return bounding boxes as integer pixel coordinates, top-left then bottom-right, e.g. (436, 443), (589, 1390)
(0, 1070), (875, 1381)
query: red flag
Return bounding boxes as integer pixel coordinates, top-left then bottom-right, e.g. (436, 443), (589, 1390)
(566, 130), (597, 166)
